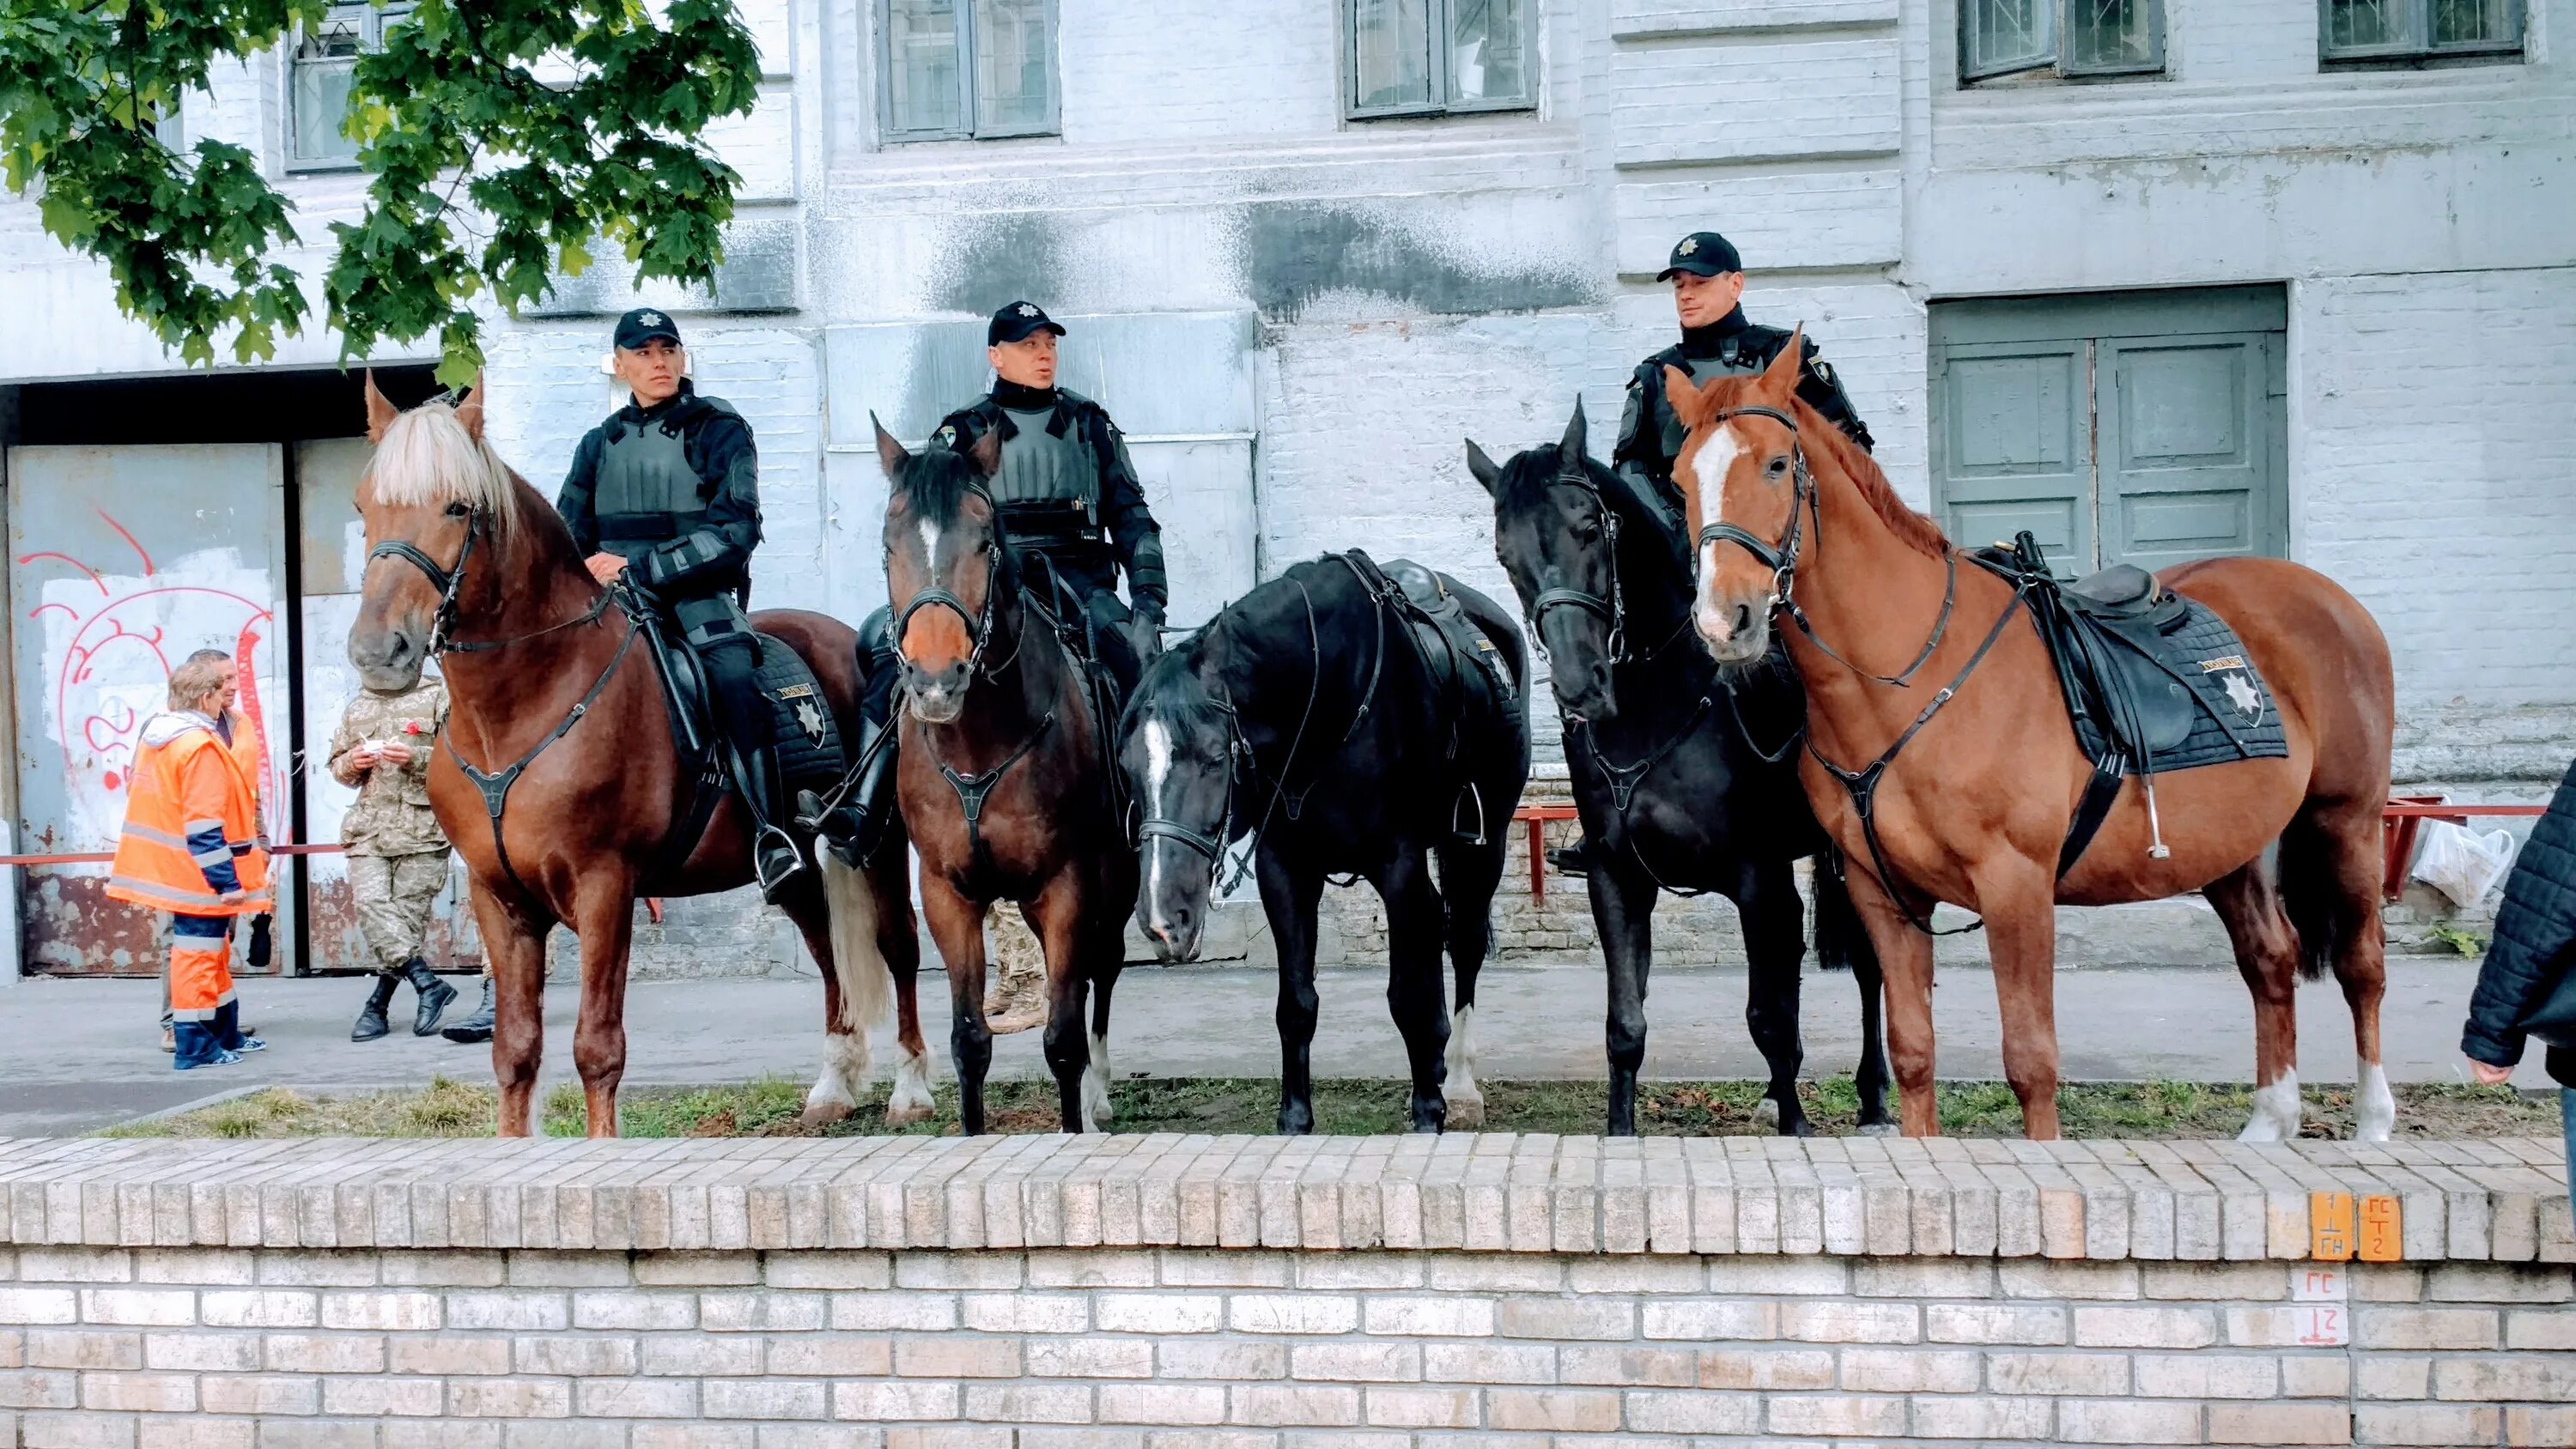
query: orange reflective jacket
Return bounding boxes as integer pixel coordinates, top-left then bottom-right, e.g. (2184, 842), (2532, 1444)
(107, 713), (271, 918)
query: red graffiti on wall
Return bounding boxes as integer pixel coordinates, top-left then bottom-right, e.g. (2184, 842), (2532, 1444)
(15, 509), (276, 850)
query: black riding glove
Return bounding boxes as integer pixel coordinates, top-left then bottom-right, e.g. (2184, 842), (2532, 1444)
(1129, 604), (1166, 663)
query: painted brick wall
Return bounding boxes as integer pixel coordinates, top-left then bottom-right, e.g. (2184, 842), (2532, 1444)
(0, 1133), (2568, 1447)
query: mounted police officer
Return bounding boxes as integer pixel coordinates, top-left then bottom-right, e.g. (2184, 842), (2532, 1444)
(1554, 232), (1877, 878)
(808, 300), (1168, 884)
(1613, 231), (1874, 554)
(557, 306), (805, 900)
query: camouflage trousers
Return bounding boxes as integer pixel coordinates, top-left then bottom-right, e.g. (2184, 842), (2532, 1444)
(348, 851), (449, 974)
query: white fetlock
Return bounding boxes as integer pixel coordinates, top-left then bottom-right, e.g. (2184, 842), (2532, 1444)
(1081, 1029), (1115, 1128)
(803, 1030), (868, 1122)
(886, 1045), (937, 1125)
(2354, 1062), (2397, 1143)
(1445, 1005), (1484, 1128)
(2237, 1069), (2301, 1143)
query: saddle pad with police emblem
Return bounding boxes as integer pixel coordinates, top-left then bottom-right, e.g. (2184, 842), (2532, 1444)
(2075, 596), (2289, 776)
(754, 638), (848, 797)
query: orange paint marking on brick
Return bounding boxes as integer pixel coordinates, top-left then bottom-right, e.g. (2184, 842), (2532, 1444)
(2358, 1195), (2401, 1262)
(2309, 1192), (2354, 1262)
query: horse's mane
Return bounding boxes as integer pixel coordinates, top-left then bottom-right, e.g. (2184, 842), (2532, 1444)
(1126, 642), (1230, 744)
(1700, 374), (1950, 561)
(366, 399), (527, 543)
(892, 446), (988, 528)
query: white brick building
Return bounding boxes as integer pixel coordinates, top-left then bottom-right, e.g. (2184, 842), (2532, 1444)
(1, 0), (2570, 975)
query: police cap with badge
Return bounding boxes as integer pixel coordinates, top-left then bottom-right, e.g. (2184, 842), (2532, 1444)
(988, 300), (1067, 346)
(615, 306), (683, 350)
(1656, 231), (1743, 282)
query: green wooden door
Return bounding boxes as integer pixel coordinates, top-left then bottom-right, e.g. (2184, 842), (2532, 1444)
(1930, 288), (2287, 575)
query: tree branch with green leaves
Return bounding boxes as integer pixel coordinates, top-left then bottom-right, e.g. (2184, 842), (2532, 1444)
(0, 0), (761, 386)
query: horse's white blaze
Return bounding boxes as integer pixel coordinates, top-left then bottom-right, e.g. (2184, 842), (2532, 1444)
(1083, 1028), (1115, 1128)
(2354, 1061), (2397, 1143)
(917, 518), (942, 568)
(1142, 718), (1175, 931)
(1690, 423), (1745, 645)
(2238, 1067), (2302, 1143)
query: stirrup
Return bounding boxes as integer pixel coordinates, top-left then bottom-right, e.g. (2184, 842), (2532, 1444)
(754, 823), (808, 898)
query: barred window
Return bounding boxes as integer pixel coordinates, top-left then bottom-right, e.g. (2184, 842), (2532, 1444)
(1960, 0), (2164, 84)
(2321, 0), (2523, 65)
(289, 2), (410, 167)
(881, 0), (1059, 142)
(1348, 0), (1536, 119)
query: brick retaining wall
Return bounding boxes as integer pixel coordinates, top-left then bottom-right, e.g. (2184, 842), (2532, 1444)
(0, 1136), (2567, 1446)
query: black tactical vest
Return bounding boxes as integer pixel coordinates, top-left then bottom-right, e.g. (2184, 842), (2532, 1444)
(1652, 347), (1768, 464)
(592, 397), (738, 563)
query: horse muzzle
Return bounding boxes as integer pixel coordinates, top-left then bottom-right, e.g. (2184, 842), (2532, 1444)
(1693, 592), (1772, 667)
(347, 621), (428, 695)
(903, 664), (970, 724)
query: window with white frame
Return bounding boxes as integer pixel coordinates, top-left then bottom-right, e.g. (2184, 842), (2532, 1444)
(2320, 0), (2523, 64)
(289, 2), (410, 167)
(1347, 0), (1536, 118)
(879, 0), (1059, 142)
(1959, 0), (2164, 84)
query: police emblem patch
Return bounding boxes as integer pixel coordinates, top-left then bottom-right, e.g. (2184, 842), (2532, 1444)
(793, 699), (827, 748)
(639, 311), (665, 327)
(1678, 238), (1698, 256)
(1017, 303), (1039, 317)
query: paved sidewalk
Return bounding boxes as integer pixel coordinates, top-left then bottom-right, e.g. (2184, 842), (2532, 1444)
(0, 958), (2533, 1136)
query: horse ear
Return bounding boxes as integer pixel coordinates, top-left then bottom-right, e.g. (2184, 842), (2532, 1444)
(966, 425), (1004, 479)
(1762, 326), (1807, 397)
(872, 412), (909, 479)
(363, 370), (398, 445)
(453, 373), (487, 443)
(1662, 364), (1710, 430)
(1559, 397), (1588, 465)
(1465, 440), (1503, 496)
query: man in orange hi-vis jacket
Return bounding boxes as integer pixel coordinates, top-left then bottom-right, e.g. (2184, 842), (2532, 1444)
(110, 655), (271, 1070)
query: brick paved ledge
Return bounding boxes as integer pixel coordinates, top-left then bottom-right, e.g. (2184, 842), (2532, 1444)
(2, 1135), (2567, 1263)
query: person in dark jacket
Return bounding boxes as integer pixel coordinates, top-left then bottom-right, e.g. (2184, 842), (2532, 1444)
(2460, 756), (2576, 1200)
(557, 307), (805, 900)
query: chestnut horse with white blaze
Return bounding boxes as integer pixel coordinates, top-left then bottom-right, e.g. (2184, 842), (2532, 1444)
(347, 375), (934, 1136)
(1667, 340), (2396, 1142)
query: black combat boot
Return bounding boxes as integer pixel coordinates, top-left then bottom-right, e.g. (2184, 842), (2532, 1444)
(403, 957), (457, 1036)
(734, 743), (807, 903)
(442, 978), (496, 1044)
(350, 973), (398, 1042)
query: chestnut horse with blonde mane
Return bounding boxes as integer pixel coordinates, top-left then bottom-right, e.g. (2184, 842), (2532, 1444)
(348, 376), (935, 1136)
(1667, 340), (2396, 1141)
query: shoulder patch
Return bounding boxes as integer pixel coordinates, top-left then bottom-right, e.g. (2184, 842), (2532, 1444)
(1811, 361), (1835, 383)
(935, 424), (957, 446)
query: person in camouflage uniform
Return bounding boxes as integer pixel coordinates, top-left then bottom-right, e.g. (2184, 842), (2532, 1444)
(328, 675), (460, 1041)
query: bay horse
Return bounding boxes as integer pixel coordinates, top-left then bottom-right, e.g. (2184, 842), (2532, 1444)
(1120, 553), (1529, 1133)
(1473, 399), (1893, 1137)
(1668, 339), (2396, 1141)
(348, 376), (935, 1136)
(877, 419), (1133, 1134)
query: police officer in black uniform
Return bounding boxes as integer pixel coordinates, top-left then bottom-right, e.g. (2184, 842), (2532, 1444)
(1614, 230), (1874, 554)
(1553, 232), (1877, 877)
(557, 307), (805, 899)
(807, 300), (1169, 869)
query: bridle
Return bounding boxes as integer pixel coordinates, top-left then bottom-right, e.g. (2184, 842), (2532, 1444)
(1526, 462), (1632, 668)
(366, 503), (616, 656)
(890, 483), (1018, 683)
(1691, 404), (1954, 689)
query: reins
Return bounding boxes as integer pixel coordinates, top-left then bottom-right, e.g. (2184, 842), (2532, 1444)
(1692, 403), (2022, 935)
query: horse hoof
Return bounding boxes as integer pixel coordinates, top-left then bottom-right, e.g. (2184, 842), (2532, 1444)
(799, 1100), (854, 1127)
(883, 1100), (933, 1128)
(1446, 1090), (1486, 1131)
(1856, 1121), (1899, 1138)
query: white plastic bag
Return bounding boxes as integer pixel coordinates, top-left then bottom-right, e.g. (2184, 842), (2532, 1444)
(2409, 820), (2520, 909)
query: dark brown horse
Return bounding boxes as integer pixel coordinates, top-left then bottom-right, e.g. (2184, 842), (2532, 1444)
(348, 377), (934, 1136)
(877, 420), (1135, 1134)
(1668, 341), (2397, 1142)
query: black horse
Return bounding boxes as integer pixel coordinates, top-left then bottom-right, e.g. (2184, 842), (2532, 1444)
(1472, 401), (1893, 1137)
(1121, 554), (1530, 1133)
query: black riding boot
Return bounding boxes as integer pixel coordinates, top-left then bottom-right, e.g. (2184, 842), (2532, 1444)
(443, 978), (496, 1044)
(733, 741), (808, 903)
(802, 712), (897, 870)
(1546, 836), (1598, 877)
(403, 957), (457, 1036)
(350, 974), (399, 1042)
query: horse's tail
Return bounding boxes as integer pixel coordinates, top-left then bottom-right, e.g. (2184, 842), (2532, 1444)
(821, 851), (896, 1038)
(1810, 852), (1870, 974)
(2274, 822), (2341, 982)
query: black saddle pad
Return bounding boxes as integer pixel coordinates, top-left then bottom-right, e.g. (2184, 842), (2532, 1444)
(1975, 538), (2287, 776)
(753, 640), (848, 795)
